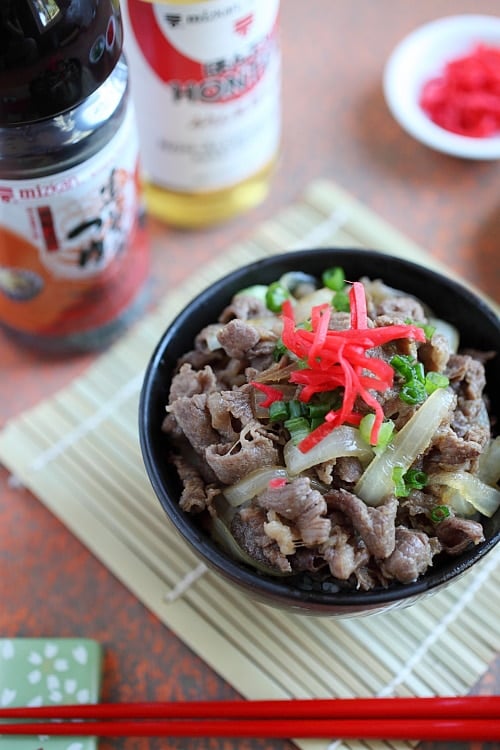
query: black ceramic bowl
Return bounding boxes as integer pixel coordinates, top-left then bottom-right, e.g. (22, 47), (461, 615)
(139, 249), (500, 616)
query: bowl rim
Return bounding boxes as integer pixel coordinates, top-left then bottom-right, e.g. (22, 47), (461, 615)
(139, 248), (500, 612)
(383, 14), (500, 160)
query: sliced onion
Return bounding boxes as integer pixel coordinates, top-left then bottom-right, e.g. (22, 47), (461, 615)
(293, 287), (334, 323)
(477, 437), (500, 487)
(223, 466), (288, 507)
(284, 425), (373, 476)
(234, 284), (268, 301)
(428, 470), (500, 518)
(200, 324), (225, 351)
(354, 388), (456, 506)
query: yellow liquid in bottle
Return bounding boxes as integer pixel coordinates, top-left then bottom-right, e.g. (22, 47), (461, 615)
(142, 158), (277, 228)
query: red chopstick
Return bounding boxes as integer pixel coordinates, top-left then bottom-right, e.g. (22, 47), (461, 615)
(0, 697), (499, 740)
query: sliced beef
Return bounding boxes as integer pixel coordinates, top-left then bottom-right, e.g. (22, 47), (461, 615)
(380, 527), (438, 584)
(334, 456), (364, 485)
(418, 332), (450, 373)
(169, 363), (218, 402)
(205, 420), (279, 485)
(207, 385), (254, 442)
(325, 489), (398, 559)
(231, 505), (291, 573)
(167, 393), (218, 455)
(328, 311), (351, 331)
(375, 295), (426, 322)
(436, 516), (485, 555)
(257, 476), (331, 546)
(263, 510), (297, 555)
(217, 319), (260, 359)
(320, 526), (370, 581)
(219, 294), (270, 322)
(425, 424), (483, 472)
(447, 353), (486, 400)
(169, 453), (214, 514)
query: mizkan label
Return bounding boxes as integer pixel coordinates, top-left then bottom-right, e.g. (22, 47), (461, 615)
(122, 0), (281, 191)
(0, 104), (149, 338)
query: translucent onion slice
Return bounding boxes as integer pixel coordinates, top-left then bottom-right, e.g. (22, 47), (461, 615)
(284, 425), (373, 476)
(293, 287), (334, 323)
(223, 466), (288, 507)
(477, 436), (500, 487)
(428, 470), (500, 518)
(354, 387), (456, 507)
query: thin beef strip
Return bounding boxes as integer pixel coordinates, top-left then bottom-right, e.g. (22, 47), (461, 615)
(257, 477), (331, 546)
(325, 489), (398, 559)
(205, 420), (280, 485)
(207, 384), (255, 442)
(169, 453), (218, 514)
(168, 362), (218, 402)
(380, 527), (440, 584)
(418, 332), (450, 373)
(231, 506), (291, 573)
(219, 294), (270, 323)
(320, 526), (370, 583)
(436, 516), (485, 555)
(166, 393), (218, 456)
(217, 319), (260, 358)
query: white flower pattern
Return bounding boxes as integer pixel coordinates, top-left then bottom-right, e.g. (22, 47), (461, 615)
(0, 639), (99, 750)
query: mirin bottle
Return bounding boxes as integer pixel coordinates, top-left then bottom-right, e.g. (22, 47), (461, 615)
(121, 0), (281, 227)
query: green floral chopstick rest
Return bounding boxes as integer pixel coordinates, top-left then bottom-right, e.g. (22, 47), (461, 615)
(0, 638), (102, 750)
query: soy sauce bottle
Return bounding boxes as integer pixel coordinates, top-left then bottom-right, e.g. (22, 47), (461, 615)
(0, 0), (149, 353)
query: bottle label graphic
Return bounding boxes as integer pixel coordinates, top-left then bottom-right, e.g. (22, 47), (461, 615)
(123, 0), (281, 192)
(0, 105), (148, 338)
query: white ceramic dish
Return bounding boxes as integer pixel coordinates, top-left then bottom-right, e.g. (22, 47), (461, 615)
(383, 14), (500, 160)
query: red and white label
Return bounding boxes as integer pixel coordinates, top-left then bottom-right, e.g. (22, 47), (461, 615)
(122, 0), (281, 191)
(0, 104), (148, 337)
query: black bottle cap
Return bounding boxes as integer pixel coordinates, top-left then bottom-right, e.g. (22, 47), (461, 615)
(0, 0), (123, 125)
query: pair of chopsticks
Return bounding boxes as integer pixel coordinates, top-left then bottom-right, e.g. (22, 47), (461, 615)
(0, 696), (499, 740)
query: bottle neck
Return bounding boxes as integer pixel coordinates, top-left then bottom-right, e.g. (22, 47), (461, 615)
(0, 57), (130, 179)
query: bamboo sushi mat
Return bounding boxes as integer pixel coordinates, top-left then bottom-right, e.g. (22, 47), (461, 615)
(1, 179), (499, 750)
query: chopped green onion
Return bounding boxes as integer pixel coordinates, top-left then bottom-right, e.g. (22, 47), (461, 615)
(332, 289), (350, 312)
(322, 266), (345, 291)
(288, 399), (306, 418)
(391, 354), (416, 381)
(391, 355), (429, 405)
(392, 466), (407, 497)
(268, 400), (289, 422)
(430, 505), (451, 523)
(265, 282), (290, 312)
(391, 466), (428, 497)
(307, 403), (331, 420)
(425, 371), (450, 394)
(405, 468), (428, 490)
(272, 337), (288, 362)
(284, 416), (310, 445)
(400, 381), (427, 405)
(405, 318), (436, 340)
(360, 413), (394, 448)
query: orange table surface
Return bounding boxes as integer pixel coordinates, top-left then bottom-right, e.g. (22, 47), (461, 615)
(1, 2), (499, 750)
